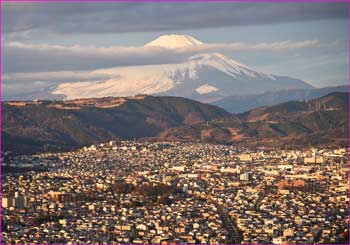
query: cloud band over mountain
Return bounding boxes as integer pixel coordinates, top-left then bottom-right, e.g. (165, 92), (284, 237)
(4, 2), (347, 37)
(3, 39), (323, 74)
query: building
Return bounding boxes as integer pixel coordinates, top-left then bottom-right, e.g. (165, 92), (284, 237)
(240, 172), (250, 181)
(2, 197), (10, 208)
(239, 154), (252, 161)
(304, 156), (324, 164)
(277, 180), (306, 190)
(48, 191), (71, 202)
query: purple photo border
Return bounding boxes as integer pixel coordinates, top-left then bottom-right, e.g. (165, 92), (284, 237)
(0, 0), (349, 2)
(1, 0), (3, 244)
(0, 0), (349, 245)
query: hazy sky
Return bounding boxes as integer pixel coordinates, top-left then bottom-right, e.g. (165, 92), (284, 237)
(2, 2), (348, 97)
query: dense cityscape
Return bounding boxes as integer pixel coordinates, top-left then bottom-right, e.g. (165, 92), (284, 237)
(2, 141), (349, 244)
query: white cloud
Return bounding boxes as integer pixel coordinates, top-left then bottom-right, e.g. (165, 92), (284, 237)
(3, 39), (324, 74)
(177, 40), (322, 53)
(6, 39), (322, 54)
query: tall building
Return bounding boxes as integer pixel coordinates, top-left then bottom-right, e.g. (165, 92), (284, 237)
(236, 165), (241, 174)
(2, 197), (10, 208)
(14, 196), (27, 209)
(2, 195), (28, 209)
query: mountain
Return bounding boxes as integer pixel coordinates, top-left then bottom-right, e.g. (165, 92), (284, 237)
(6, 35), (314, 102)
(52, 47), (312, 101)
(3, 93), (348, 156)
(144, 34), (203, 49)
(2, 95), (230, 155)
(160, 92), (349, 148)
(212, 85), (348, 113)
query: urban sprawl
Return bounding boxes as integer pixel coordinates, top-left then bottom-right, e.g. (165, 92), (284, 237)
(2, 141), (349, 244)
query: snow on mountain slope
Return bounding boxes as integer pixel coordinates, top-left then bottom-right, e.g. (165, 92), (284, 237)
(50, 35), (313, 101)
(187, 53), (265, 79)
(195, 84), (219, 94)
(145, 34), (203, 49)
(52, 51), (312, 100)
(52, 65), (176, 99)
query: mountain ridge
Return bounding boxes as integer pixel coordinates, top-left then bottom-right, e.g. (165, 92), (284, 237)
(159, 92), (349, 148)
(2, 95), (230, 155)
(212, 85), (348, 113)
(3, 92), (348, 156)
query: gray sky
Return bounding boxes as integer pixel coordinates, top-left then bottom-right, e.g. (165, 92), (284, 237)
(2, 2), (349, 97)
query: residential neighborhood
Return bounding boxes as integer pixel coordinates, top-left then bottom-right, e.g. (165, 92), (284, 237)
(2, 141), (349, 244)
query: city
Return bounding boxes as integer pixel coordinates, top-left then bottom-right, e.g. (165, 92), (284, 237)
(2, 2), (349, 244)
(2, 141), (349, 244)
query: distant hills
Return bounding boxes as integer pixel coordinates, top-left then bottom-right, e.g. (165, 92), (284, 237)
(161, 92), (349, 148)
(212, 85), (348, 113)
(2, 95), (229, 155)
(2, 92), (348, 156)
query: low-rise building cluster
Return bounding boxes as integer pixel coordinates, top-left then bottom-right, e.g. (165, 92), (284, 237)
(2, 141), (349, 244)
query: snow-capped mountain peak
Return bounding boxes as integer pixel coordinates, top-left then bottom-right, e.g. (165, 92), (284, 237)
(189, 52), (250, 69)
(52, 51), (312, 101)
(145, 34), (203, 49)
(43, 30), (314, 103)
(187, 52), (260, 78)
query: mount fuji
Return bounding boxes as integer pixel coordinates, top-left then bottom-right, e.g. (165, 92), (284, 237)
(145, 34), (203, 49)
(46, 35), (312, 101)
